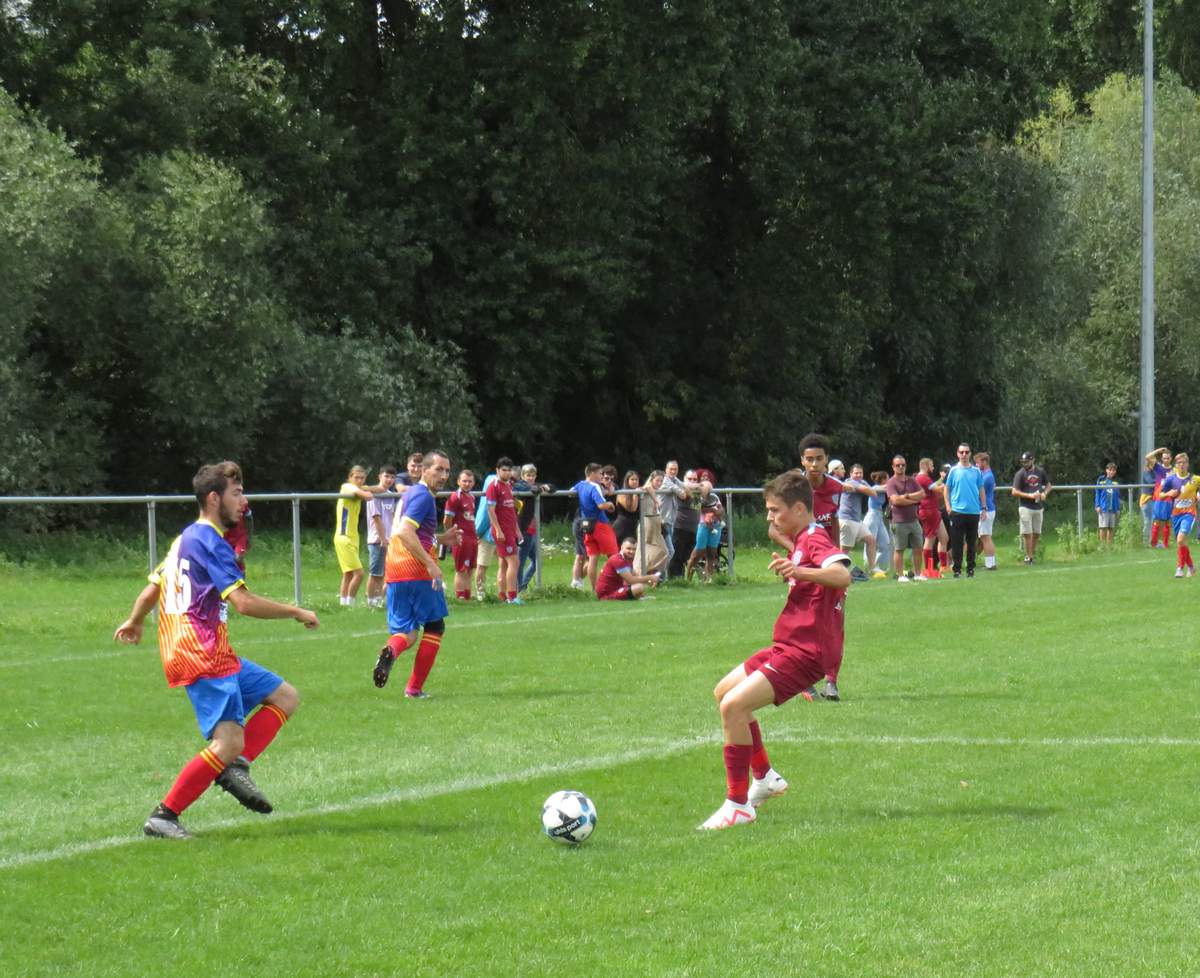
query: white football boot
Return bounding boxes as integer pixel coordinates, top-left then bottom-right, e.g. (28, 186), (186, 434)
(747, 769), (789, 808)
(698, 798), (756, 831)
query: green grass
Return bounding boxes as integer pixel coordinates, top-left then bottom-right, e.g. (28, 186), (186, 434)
(1, 531), (1196, 977)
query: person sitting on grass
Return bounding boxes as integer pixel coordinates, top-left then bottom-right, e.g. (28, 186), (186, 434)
(596, 537), (662, 601)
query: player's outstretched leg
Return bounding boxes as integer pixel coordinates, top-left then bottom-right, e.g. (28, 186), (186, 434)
(214, 758), (273, 814)
(143, 803), (192, 840)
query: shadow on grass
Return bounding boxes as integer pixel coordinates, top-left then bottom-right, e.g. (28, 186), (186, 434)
(222, 815), (475, 840)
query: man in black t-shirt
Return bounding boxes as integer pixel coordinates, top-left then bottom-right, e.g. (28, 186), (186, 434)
(1012, 451), (1052, 564)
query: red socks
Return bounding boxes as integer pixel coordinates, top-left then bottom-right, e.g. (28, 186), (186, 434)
(1152, 524), (1160, 547)
(723, 744), (752, 804)
(923, 549), (934, 574)
(163, 747), (225, 816)
(1180, 543), (1192, 569)
(749, 722), (770, 780)
(406, 631), (443, 693)
(387, 633), (413, 658)
(242, 704), (288, 761)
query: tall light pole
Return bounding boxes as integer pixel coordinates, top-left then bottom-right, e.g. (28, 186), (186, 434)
(1139, 0), (1155, 471)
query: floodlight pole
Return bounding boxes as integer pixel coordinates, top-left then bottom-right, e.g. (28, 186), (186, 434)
(1139, 0), (1156, 473)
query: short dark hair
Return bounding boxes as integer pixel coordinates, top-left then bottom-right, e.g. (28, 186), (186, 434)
(585, 462), (602, 476)
(407, 452), (424, 464)
(458, 468), (476, 479)
(601, 464), (618, 478)
(423, 450), (449, 469)
(379, 464), (398, 475)
(799, 432), (829, 455)
(763, 469), (813, 509)
(621, 537), (637, 547)
(194, 460), (242, 506)
(496, 456), (514, 469)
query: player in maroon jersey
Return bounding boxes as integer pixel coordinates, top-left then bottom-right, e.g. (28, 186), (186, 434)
(596, 537), (662, 600)
(485, 457), (523, 604)
(443, 469), (478, 600)
(768, 432), (843, 550)
(700, 469), (851, 830)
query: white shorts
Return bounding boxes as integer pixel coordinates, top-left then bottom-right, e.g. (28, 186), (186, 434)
(838, 520), (869, 549)
(978, 510), (996, 536)
(1018, 506), (1044, 535)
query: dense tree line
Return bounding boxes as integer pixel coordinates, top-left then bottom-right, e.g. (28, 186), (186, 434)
(3, 0), (1200, 504)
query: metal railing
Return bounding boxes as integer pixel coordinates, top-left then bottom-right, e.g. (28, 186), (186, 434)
(0, 482), (1155, 604)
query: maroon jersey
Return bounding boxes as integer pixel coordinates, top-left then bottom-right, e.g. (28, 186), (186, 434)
(444, 488), (477, 541)
(915, 472), (941, 518)
(809, 474), (843, 532)
(773, 523), (849, 654)
(485, 478), (519, 541)
(596, 554), (633, 599)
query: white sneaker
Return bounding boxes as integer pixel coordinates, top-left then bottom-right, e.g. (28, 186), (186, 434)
(570, 579), (585, 590)
(914, 574), (929, 582)
(747, 769), (789, 808)
(1188, 567), (1196, 578)
(474, 589), (486, 601)
(897, 574), (911, 583)
(697, 798), (756, 831)
(1175, 568), (1185, 578)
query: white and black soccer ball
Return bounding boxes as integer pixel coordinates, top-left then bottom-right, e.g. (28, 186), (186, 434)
(541, 790), (597, 845)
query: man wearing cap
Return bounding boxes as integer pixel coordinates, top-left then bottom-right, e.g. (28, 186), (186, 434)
(1012, 452), (1052, 564)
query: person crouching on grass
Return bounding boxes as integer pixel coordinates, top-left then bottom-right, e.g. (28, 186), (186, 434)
(699, 469), (851, 831)
(596, 537), (662, 600)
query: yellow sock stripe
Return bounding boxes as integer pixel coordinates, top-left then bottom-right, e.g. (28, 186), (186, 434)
(200, 748), (226, 774)
(422, 634), (442, 646)
(264, 704), (288, 726)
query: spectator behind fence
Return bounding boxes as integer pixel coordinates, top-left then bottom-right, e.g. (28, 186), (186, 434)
(1144, 447), (1172, 549)
(396, 452), (423, 488)
(885, 456), (924, 582)
(473, 471), (497, 600)
(945, 443), (986, 579)
(335, 465), (377, 606)
(657, 460), (689, 569)
(1094, 461), (1121, 548)
(443, 468), (478, 600)
(596, 537), (662, 601)
(612, 470), (641, 545)
(572, 462), (617, 592)
(365, 464), (399, 608)
(669, 469), (703, 578)
(1012, 451), (1052, 565)
(974, 451), (998, 570)
(635, 470), (670, 577)
(686, 478), (725, 582)
(863, 469), (892, 574)
(223, 494), (253, 575)
(834, 462), (885, 580)
(514, 463), (553, 592)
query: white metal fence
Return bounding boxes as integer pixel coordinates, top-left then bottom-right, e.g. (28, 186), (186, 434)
(0, 483), (1151, 605)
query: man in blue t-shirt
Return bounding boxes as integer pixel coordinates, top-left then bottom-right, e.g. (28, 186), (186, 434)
(973, 451), (998, 570)
(944, 443), (987, 578)
(572, 462), (616, 592)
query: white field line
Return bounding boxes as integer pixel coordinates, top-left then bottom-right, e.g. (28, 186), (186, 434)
(0, 555), (1164, 671)
(3, 728), (1199, 871)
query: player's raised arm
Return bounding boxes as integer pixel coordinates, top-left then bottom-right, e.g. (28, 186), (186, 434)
(227, 586), (319, 628)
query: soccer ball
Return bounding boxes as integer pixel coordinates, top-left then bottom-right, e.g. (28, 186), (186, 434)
(541, 790), (597, 845)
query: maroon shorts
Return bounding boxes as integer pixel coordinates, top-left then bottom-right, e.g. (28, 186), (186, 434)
(919, 510), (942, 540)
(453, 538), (478, 573)
(744, 645), (826, 706)
(584, 522), (618, 557)
(496, 540), (517, 558)
(598, 585), (635, 601)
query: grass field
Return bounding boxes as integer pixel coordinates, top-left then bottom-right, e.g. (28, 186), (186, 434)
(2, 529), (1198, 977)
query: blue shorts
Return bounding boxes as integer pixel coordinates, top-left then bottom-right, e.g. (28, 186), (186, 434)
(695, 521), (723, 550)
(368, 543), (386, 577)
(185, 659), (283, 741)
(1172, 513), (1195, 537)
(387, 579), (450, 635)
(1153, 500), (1173, 521)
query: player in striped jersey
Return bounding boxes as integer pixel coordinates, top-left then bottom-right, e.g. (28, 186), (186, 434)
(373, 450), (462, 698)
(114, 461), (319, 840)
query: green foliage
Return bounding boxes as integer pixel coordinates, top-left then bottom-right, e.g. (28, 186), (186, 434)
(1012, 73), (1200, 478)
